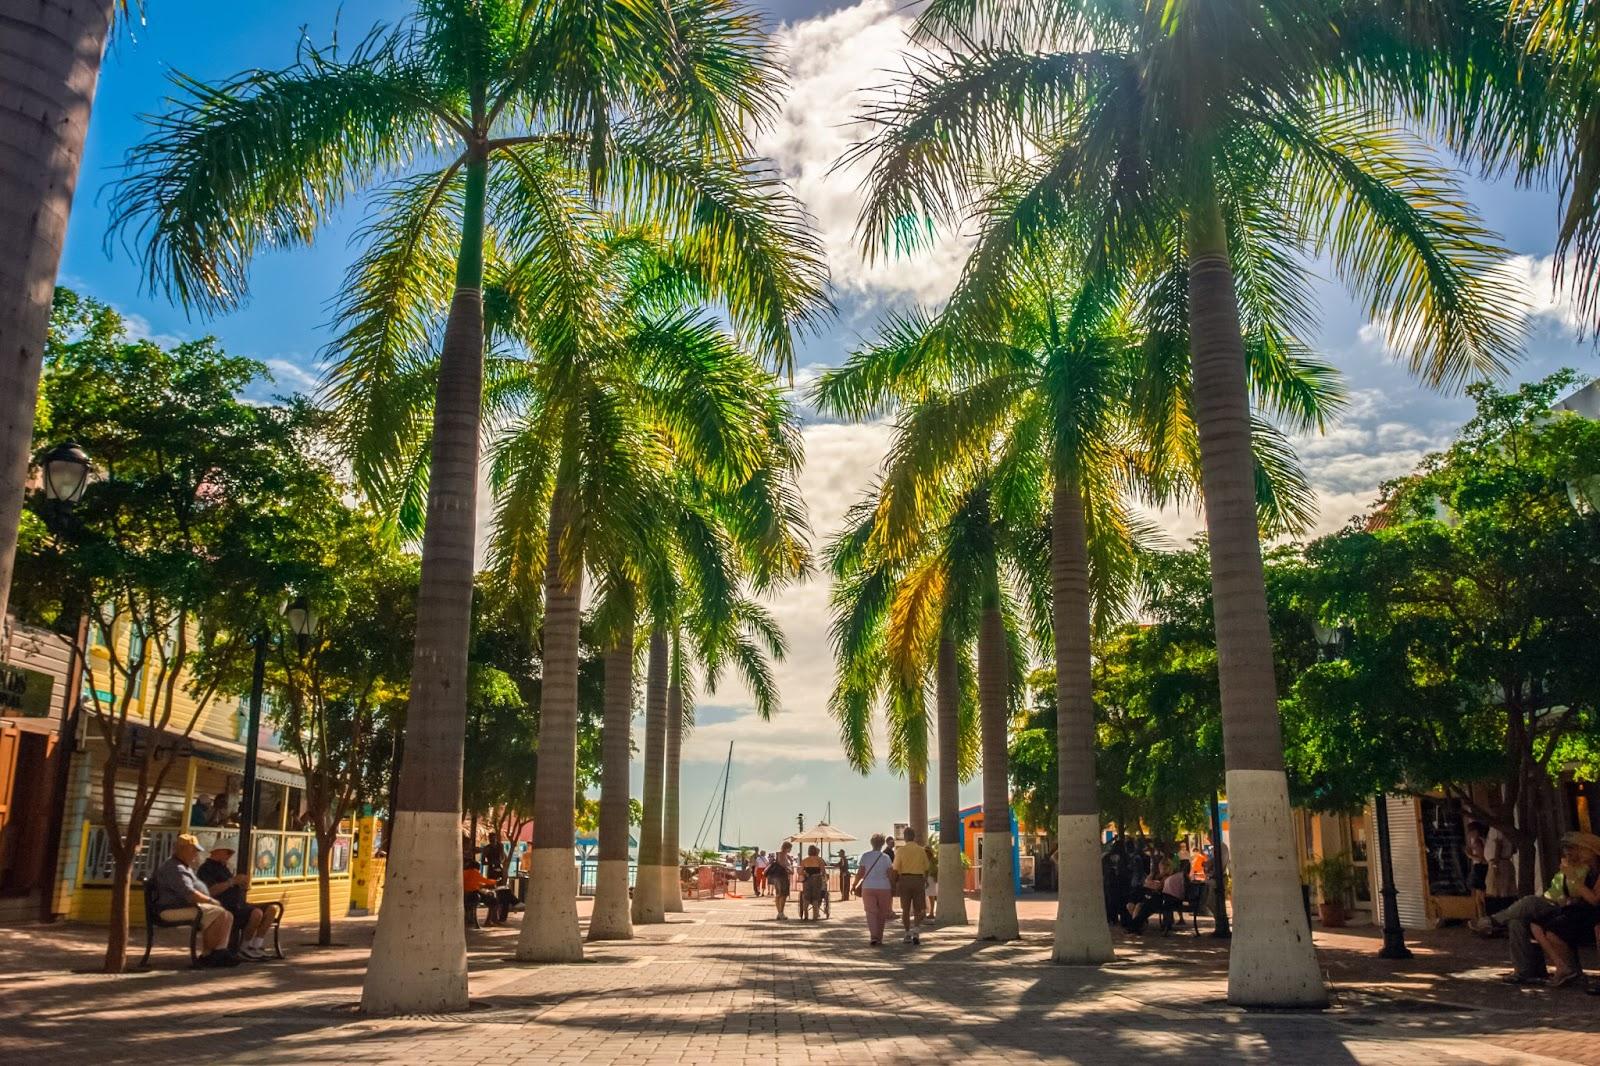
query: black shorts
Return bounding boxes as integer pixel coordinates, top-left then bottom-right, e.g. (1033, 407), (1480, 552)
(1470, 863), (1488, 891)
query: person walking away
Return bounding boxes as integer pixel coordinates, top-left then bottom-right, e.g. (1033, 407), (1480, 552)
(853, 833), (893, 946)
(1471, 832), (1600, 986)
(754, 849), (768, 897)
(836, 850), (850, 903)
(768, 842), (794, 920)
(893, 827), (930, 943)
(799, 845), (828, 920)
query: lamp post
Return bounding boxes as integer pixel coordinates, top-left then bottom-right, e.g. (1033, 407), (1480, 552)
(1313, 619), (1411, 960)
(40, 441), (92, 504)
(236, 597), (318, 877)
(1209, 790), (1231, 939)
(1373, 793), (1413, 959)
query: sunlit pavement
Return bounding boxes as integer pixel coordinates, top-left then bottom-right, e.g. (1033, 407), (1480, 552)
(2, 895), (1595, 1064)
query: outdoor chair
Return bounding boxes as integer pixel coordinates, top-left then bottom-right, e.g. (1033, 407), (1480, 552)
(138, 878), (203, 968)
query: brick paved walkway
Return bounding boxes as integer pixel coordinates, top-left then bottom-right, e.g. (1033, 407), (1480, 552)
(1, 896), (1595, 1064)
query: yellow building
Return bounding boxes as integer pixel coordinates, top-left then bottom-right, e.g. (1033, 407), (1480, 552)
(52, 617), (355, 926)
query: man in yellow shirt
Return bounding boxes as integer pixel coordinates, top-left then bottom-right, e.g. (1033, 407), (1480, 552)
(892, 827), (930, 943)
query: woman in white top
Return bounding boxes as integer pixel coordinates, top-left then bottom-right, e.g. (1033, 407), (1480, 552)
(852, 833), (894, 946)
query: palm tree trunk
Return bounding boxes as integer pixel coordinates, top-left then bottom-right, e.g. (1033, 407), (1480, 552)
(1051, 481), (1112, 963)
(975, 598), (1018, 941)
(908, 773), (928, 842)
(1187, 185), (1324, 1007)
(362, 150), (489, 1012)
(662, 665), (685, 912)
(934, 637), (967, 925)
(630, 628), (668, 924)
(588, 611), (635, 941)
(0, 0), (114, 632)
(514, 483), (586, 962)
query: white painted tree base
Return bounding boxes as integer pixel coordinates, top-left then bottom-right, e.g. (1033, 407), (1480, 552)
(663, 864), (684, 911)
(587, 859), (633, 941)
(935, 842), (967, 925)
(631, 864), (665, 924)
(976, 831), (1019, 941)
(1052, 814), (1113, 964)
(514, 848), (584, 962)
(1225, 768), (1328, 1007)
(360, 810), (469, 1014)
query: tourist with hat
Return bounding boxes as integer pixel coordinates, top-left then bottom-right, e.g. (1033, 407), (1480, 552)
(198, 840), (275, 960)
(1473, 830), (1600, 986)
(150, 833), (238, 967)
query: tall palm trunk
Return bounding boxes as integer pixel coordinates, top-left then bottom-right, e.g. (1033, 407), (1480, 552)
(934, 637), (967, 925)
(631, 628), (668, 924)
(1051, 481), (1112, 963)
(908, 774), (928, 842)
(0, 1), (114, 633)
(1187, 186), (1324, 1007)
(662, 665), (685, 912)
(588, 612), (635, 941)
(975, 596), (1018, 941)
(362, 151), (489, 1012)
(515, 484), (586, 962)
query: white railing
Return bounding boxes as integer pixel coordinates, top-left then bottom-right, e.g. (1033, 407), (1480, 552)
(80, 823), (352, 885)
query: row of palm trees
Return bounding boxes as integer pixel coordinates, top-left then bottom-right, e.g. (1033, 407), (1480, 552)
(1, 0), (1595, 1015)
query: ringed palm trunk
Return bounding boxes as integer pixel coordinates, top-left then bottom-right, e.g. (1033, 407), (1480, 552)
(1051, 481), (1113, 964)
(0, 1), (114, 632)
(588, 613), (635, 941)
(908, 774), (928, 843)
(662, 669), (685, 912)
(1187, 186), (1325, 1007)
(934, 637), (967, 925)
(630, 628), (668, 924)
(975, 594), (1018, 941)
(514, 486), (586, 962)
(362, 151), (489, 1012)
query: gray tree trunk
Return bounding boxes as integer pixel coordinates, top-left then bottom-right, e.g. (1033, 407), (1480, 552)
(975, 602), (1018, 941)
(1187, 186), (1324, 1007)
(588, 612), (635, 940)
(631, 628), (668, 924)
(662, 672), (685, 911)
(0, 0), (115, 630)
(934, 637), (967, 925)
(1051, 481), (1112, 963)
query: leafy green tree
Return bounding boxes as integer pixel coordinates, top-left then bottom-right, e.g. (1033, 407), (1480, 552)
(113, 0), (821, 1009)
(16, 290), (326, 972)
(850, 0), (1525, 1005)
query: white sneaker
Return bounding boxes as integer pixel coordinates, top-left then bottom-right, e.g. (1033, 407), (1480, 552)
(237, 945), (265, 961)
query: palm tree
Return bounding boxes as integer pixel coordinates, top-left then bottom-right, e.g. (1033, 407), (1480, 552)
(114, 0), (818, 1010)
(586, 577), (636, 941)
(0, 0), (123, 634)
(850, 0), (1524, 1005)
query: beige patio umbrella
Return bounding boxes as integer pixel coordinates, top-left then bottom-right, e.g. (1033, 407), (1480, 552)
(785, 822), (857, 854)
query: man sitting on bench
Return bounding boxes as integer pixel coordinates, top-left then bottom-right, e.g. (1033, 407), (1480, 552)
(198, 843), (273, 960)
(152, 833), (238, 968)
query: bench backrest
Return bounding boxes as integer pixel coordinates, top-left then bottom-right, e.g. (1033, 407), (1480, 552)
(142, 878), (158, 921)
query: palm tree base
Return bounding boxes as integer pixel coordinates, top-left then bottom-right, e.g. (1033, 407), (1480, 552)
(587, 860), (635, 941)
(1051, 814), (1114, 964)
(360, 810), (470, 1013)
(662, 866), (685, 912)
(514, 848), (584, 962)
(631, 864), (667, 924)
(1224, 769), (1328, 1007)
(975, 832), (1020, 941)
(935, 844), (968, 925)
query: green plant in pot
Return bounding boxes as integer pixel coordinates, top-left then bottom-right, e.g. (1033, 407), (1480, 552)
(1302, 853), (1361, 927)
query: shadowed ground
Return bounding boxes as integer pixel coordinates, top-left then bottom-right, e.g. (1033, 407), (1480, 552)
(1, 895), (1595, 1064)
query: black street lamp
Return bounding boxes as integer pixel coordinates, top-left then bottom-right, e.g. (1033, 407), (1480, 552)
(40, 441), (92, 504)
(1210, 790), (1231, 939)
(236, 596), (318, 877)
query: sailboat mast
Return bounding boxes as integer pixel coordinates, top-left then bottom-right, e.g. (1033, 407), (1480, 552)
(717, 741), (733, 850)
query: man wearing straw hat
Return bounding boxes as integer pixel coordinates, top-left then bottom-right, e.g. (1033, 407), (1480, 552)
(150, 833), (238, 967)
(1473, 831), (1600, 986)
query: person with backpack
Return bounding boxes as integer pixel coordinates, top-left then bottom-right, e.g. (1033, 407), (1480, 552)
(853, 833), (894, 946)
(768, 841), (794, 920)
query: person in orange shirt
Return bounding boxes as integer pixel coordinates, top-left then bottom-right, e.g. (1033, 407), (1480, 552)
(1190, 847), (1208, 883)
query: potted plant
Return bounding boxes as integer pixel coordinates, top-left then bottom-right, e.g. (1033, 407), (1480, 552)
(1302, 852), (1360, 927)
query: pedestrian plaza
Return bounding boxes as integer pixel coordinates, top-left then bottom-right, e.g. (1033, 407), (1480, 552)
(2, 896), (1596, 1065)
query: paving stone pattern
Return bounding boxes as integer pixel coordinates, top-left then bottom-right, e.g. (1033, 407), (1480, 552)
(0, 897), (1595, 1064)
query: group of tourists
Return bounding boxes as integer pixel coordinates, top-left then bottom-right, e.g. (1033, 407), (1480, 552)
(851, 828), (931, 945)
(150, 833), (281, 968)
(1472, 830), (1600, 992)
(1103, 836), (1215, 935)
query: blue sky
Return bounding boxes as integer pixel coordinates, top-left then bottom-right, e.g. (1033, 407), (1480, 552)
(64, 0), (1600, 852)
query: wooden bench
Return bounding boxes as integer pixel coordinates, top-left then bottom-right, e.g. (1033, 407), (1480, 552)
(138, 879), (203, 968)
